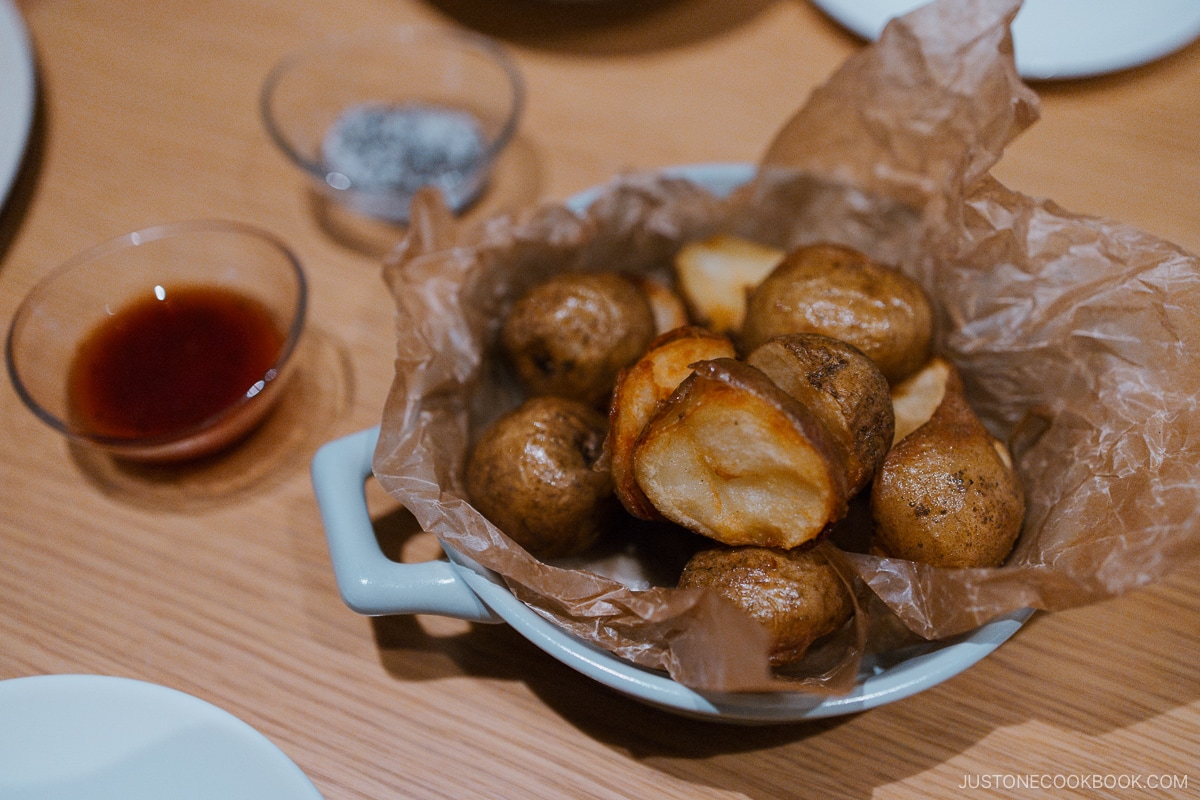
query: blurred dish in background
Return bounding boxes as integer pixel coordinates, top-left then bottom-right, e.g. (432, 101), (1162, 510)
(0, 0), (35, 211)
(810, 0), (1200, 80)
(261, 26), (524, 224)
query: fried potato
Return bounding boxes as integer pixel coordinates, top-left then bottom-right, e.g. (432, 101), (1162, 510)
(747, 333), (894, 495)
(870, 363), (1025, 568)
(607, 326), (737, 519)
(632, 358), (850, 548)
(501, 271), (657, 408)
(673, 234), (784, 335)
(465, 396), (613, 559)
(678, 545), (853, 666)
(890, 356), (952, 445)
(741, 243), (933, 383)
(627, 274), (691, 335)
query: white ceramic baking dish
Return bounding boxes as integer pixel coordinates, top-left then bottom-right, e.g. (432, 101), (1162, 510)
(312, 425), (1029, 724)
(311, 162), (1030, 723)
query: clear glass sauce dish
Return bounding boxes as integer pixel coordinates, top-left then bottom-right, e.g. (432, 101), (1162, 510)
(6, 220), (307, 462)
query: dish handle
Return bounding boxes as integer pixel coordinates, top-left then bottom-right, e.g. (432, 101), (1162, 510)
(311, 426), (501, 623)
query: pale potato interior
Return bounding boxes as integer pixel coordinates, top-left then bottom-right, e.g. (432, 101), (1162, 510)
(609, 334), (737, 519)
(890, 358), (950, 445)
(674, 235), (784, 334)
(635, 384), (834, 548)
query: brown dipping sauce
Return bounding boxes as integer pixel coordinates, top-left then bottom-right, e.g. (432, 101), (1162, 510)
(68, 285), (285, 440)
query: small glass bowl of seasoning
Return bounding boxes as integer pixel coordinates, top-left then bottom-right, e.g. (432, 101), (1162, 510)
(5, 220), (307, 463)
(261, 25), (525, 223)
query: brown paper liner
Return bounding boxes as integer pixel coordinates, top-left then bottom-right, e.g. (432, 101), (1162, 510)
(372, 0), (1200, 692)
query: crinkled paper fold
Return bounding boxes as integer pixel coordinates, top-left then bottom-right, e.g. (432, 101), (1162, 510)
(372, 0), (1200, 692)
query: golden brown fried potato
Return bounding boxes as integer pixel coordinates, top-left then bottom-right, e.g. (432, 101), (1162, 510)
(747, 333), (894, 495)
(632, 358), (850, 548)
(465, 396), (613, 559)
(673, 234), (784, 335)
(870, 364), (1025, 568)
(678, 545), (853, 666)
(889, 356), (952, 446)
(627, 274), (691, 335)
(501, 271), (657, 408)
(741, 243), (933, 383)
(607, 326), (737, 519)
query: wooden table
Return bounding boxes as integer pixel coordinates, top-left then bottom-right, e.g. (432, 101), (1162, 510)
(3, 0), (1199, 797)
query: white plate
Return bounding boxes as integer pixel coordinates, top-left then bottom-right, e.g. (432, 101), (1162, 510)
(0, 0), (34, 210)
(810, 0), (1200, 80)
(0, 675), (324, 800)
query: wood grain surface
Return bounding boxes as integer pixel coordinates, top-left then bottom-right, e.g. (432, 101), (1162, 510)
(2, 1), (1198, 798)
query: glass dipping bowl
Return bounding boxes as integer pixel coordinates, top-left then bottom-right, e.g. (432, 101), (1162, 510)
(6, 220), (307, 463)
(261, 25), (525, 223)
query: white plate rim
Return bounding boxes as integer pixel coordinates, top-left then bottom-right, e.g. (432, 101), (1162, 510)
(809, 0), (1200, 80)
(0, 674), (324, 799)
(0, 0), (34, 211)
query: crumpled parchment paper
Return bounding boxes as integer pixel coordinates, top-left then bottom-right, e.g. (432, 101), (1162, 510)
(372, 0), (1200, 692)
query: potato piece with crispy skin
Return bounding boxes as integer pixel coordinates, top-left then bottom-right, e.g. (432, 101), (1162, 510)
(607, 327), (737, 519)
(632, 358), (849, 548)
(870, 364), (1025, 568)
(501, 271), (657, 408)
(889, 356), (952, 446)
(679, 545), (854, 666)
(747, 333), (894, 495)
(741, 243), (933, 383)
(466, 396), (613, 559)
(674, 234), (784, 335)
